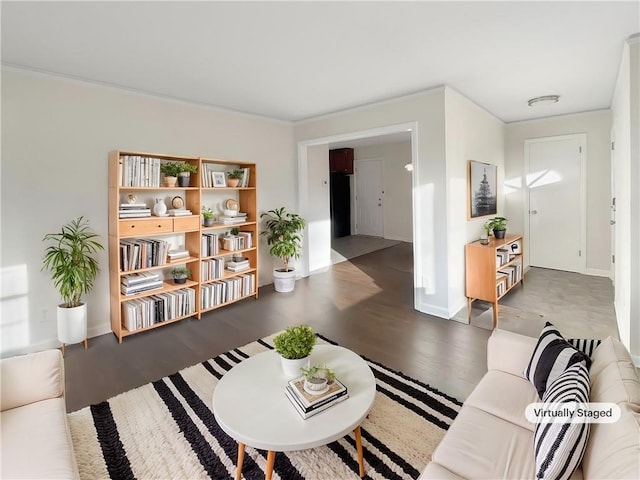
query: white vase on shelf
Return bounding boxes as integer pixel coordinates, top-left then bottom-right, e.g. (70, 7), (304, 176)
(153, 198), (167, 216)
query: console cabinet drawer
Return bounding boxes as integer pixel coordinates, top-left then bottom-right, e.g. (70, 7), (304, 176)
(173, 215), (200, 231)
(120, 218), (173, 236)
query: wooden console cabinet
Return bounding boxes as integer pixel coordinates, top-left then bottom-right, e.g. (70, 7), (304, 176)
(465, 234), (524, 328)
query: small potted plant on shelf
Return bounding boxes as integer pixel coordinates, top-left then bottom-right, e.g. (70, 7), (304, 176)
(300, 364), (336, 392)
(42, 216), (104, 355)
(160, 162), (183, 187)
(202, 206), (215, 227)
(177, 162), (198, 187)
(170, 266), (191, 284)
(260, 207), (306, 293)
(226, 169), (244, 188)
(489, 216), (508, 239)
(273, 325), (317, 377)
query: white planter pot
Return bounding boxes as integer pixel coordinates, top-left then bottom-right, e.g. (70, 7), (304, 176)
(57, 303), (87, 345)
(273, 268), (296, 293)
(280, 355), (309, 378)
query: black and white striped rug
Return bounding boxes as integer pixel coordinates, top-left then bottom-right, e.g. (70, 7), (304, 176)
(68, 333), (461, 479)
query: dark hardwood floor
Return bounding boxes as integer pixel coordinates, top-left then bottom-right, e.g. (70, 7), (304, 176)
(63, 242), (615, 413)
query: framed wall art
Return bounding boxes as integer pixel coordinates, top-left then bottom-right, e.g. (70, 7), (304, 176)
(468, 160), (497, 219)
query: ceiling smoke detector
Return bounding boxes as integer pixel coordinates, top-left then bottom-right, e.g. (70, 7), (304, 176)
(528, 95), (560, 107)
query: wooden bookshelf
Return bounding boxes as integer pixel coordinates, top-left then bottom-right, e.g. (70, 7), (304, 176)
(108, 150), (258, 342)
(465, 233), (524, 329)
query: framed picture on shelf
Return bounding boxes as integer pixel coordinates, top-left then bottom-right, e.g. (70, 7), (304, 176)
(468, 160), (497, 219)
(212, 172), (227, 188)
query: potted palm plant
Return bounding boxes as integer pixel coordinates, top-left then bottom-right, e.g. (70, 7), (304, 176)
(260, 207), (306, 293)
(42, 216), (104, 354)
(273, 325), (317, 377)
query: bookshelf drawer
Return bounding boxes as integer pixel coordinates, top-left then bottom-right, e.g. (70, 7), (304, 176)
(120, 218), (173, 236)
(173, 215), (200, 231)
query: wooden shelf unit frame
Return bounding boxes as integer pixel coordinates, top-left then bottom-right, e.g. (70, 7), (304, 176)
(108, 150), (258, 342)
(465, 233), (524, 329)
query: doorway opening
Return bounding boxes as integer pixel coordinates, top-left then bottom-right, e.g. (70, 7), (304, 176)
(297, 122), (419, 305)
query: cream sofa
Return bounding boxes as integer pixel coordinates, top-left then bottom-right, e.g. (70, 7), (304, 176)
(421, 329), (640, 479)
(1, 349), (79, 479)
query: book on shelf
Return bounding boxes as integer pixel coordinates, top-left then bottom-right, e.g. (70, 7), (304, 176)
(119, 203), (148, 209)
(120, 280), (163, 296)
(121, 271), (161, 286)
(119, 211), (152, 218)
(167, 209), (193, 216)
(217, 215), (247, 224)
(284, 376), (349, 419)
(226, 264), (250, 273)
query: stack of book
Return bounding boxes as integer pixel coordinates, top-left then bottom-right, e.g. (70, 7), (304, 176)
(121, 272), (163, 296)
(119, 203), (151, 218)
(167, 209), (192, 217)
(285, 376), (349, 419)
(168, 248), (190, 262)
(226, 257), (249, 272)
(217, 213), (248, 224)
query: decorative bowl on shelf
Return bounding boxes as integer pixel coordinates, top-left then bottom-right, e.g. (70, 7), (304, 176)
(223, 209), (238, 217)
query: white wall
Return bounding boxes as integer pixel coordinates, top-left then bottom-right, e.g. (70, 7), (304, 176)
(295, 88), (451, 317)
(1, 68), (294, 356)
(610, 35), (640, 364)
(444, 88), (505, 316)
(306, 144), (331, 272)
(354, 141), (413, 242)
(504, 110), (612, 276)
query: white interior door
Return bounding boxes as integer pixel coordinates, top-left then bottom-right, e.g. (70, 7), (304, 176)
(526, 134), (586, 273)
(355, 159), (383, 237)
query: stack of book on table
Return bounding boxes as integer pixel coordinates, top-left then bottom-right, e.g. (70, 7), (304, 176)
(217, 213), (248, 224)
(121, 272), (163, 296)
(119, 203), (151, 218)
(168, 248), (190, 262)
(285, 376), (348, 419)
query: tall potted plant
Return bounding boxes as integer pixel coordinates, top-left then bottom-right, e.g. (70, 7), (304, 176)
(42, 216), (104, 354)
(260, 207), (306, 292)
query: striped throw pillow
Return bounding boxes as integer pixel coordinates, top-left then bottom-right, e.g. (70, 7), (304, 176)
(568, 338), (602, 358)
(525, 322), (591, 398)
(534, 362), (591, 480)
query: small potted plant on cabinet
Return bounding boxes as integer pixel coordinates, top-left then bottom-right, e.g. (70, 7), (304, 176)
(489, 216), (508, 239)
(260, 207), (306, 293)
(226, 169), (244, 188)
(481, 220), (493, 245)
(178, 162), (198, 187)
(170, 266), (191, 284)
(42, 216), (104, 355)
(273, 325), (317, 377)
(202, 206), (215, 227)
(160, 162), (183, 187)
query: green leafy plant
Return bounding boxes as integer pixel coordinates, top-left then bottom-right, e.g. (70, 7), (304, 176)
(227, 169), (244, 179)
(42, 216), (104, 308)
(179, 162), (198, 174)
(230, 227), (240, 236)
(201, 206), (215, 219)
(160, 162), (183, 177)
(260, 207), (306, 272)
(273, 325), (317, 360)
(161, 161), (196, 177)
(300, 364), (336, 383)
(170, 267), (190, 279)
(489, 216), (508, 231)
(482, 220), (493, 236)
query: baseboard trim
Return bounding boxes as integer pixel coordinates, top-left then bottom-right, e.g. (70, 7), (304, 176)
(415, 300), (449, 320)
(584, 268), (611, 278)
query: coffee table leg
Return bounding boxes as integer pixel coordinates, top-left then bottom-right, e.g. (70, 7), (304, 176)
(354, 426), (365, 477)
(266, 451), (276, 480)
(236, 443), (245, 480)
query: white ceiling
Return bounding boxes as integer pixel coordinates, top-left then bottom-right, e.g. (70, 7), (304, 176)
(2, 1), (638, 124)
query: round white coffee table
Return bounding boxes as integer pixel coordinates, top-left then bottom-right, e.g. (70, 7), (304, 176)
(212, 344), (376, 480)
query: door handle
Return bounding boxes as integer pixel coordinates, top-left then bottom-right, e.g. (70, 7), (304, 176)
(610, 220), (616, 225)
(530, 210), (538, 215)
